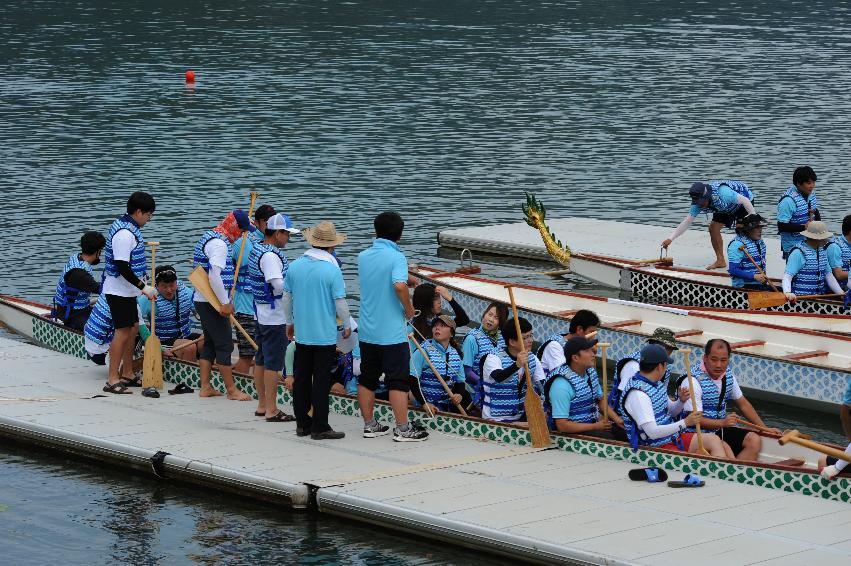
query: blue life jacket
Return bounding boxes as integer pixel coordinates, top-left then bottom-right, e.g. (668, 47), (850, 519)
(610, 349), (672, 414)
(104, 215), (146, 279)
(728, 234), (767, 288)
(543, 365), (601, 428)
(697, 180), (753, 215)
(778, 186), (818, 253)
(333, 350), (356, 394)
(416, 339), (464, 411)
(193, 230), (235, 293)
(248, 242), (288, 307)
(149, 281), (194, 344)
(827, 236), (851, 290)
(789, 242), (828, 296)
(53, 254), (95, 319)
(620, 372), (681, 450)
(676, 363), (733, 433)
(536, 333), (566, 375)
(84, 294), (114, 346)
(483, 349), (540, 421)
(233, 231), (261, 294)
(465, 326), (506, 376)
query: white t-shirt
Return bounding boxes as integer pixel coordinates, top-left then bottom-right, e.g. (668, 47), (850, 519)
(481, 352), (546, 422)
(254, 250), (286, 326)
(539, 340), (565, 373)
(618, 360), (640, 392)
(194, 238), (230, 304)
(102, 229), (142, 297)
(682, 372), (743, 412)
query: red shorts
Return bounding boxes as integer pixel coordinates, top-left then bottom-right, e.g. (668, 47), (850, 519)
(658, 433), (695, 452)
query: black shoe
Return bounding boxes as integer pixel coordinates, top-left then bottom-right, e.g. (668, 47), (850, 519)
(296, 428), (311, 437)
(311, 429), (345, 440)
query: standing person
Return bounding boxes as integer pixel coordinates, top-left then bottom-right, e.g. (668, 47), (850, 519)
(537, 309), (600, 376)
(249, 213), (300, 422)
(357, 211), (428, 442)
(662, 180), (756, 270)
(777, 166), (819, 259)
(726, 214), (771, 289)
(53, 231), (106, 330)
(410, 283), (470, 340)
(193, 210), (253, 401)
(101, 192), (156, 394)
(232, 204), (276, 374)
(826, 214), (851, 289)
(284, 220), (350, 439)
(782, 221), (844, 301)
(137, 265), (200, 362)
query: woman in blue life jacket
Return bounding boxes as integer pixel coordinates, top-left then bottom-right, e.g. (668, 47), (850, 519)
(782, 221), (844, 302)
(726, 214), (771, 290)
(461, 301), (508, 388)
(410, 282), (470, 341)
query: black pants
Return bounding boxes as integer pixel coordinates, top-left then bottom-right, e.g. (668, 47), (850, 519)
(62, 306), (92, 331)
(293, 343), (336, 434)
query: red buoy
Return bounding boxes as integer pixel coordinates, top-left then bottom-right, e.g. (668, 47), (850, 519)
(185, 70), (195, 83)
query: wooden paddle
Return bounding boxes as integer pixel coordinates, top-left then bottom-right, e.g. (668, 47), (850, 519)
(229, 191), (260, 302)
(188, 265), (258, 350)
(168, 336), (203, 354)
(739, 245), (779, 293)
(733, 416), (809, 439)
(505, 285), (551, 448)
(779, 429), (851, 463)
(682, 349), (710, 456)
(598, 342), (611, 423)
(142, 242), (163, 390)
(408, 333), (467, 416)
(748, 291), (844, 310)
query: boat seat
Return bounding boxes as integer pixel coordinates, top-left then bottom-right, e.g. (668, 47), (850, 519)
(674, 329), (703, 338)
(604, 319), (642, 329)
(782, 350), (829, 361)
(730, 340), (766, 349)
(771, 458), (806, 467)
(554, 310), (577, 318)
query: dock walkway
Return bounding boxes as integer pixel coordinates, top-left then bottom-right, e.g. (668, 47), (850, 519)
(1, 335), (849, 565)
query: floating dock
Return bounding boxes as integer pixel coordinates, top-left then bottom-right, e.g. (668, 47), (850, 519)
(1, 335), (850, 565)
(438, 217), (786, 279)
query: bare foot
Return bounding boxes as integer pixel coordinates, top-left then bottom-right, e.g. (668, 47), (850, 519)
(199, 388), (224, 398)
(227, 390), (252, 401)
(706, 259), (726, 270)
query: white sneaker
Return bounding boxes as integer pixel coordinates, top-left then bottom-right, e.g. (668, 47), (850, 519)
(393, 423), (429, 442)
(363, 421), (390, 438)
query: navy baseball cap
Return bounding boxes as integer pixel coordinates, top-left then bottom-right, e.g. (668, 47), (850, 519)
(563, 336), (598, 360)
(233, 209), (257, 232)
(640, 344), (674, 365)
(689, 182), (712, 204)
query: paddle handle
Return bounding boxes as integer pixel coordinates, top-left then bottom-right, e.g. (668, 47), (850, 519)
(739, 245), (779, 293)
(169, 336), (203, 354)
(782, 433), (851, 464)
(599, 343), (609, 423)
(506, 287), (533, 392)
(408, 333), (467, 416)
(683, 349), (707, 454)
(148, 243), (158, 335)
(229, 191), (260, 301)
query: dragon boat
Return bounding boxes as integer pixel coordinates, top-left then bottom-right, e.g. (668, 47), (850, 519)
(0, 294), (848, 504)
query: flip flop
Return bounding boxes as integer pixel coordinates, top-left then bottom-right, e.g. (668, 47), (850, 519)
(628, 467), (668, 483)
(168, 383), (194, 395)
(254, 411), (266, 417)
(265, 411), (296, 422)
(668, 473), (705, 488)
(103, 382), (133, 395)
(119, 375), (143, 388)
(142, 387), (160, 398)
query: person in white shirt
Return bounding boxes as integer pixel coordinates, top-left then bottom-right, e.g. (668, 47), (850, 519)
(537, 309), (600, 376)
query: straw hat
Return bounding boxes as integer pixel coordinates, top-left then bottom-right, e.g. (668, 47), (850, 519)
(800, 221), (833, 240)
(303, 220), (347, 247)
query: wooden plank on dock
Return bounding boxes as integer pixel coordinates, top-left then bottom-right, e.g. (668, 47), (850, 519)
(604, 319), (642, 329)
(730, 340), (766, 349)
(783, 350), (830, 361)
(674, 329), (704, 338)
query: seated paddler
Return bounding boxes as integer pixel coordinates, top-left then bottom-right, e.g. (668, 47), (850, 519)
(727, 214), (772, 290)
(782, 221), (844, 302)
(621, 344), (728, 457)
(410, 315), (478, 416)
(537, 309), (600, 377)
(544, 336), (621, 437)
(53, 231), (106, 330)
(826, 214), (851, 291)
(137, 265), (202, 361)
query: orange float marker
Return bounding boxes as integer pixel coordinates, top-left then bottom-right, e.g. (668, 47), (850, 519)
(185, 70), (195, 83)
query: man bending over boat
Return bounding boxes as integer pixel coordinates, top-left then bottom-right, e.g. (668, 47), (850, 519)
(481, 317), (546, 425)
(53, 231), (106, 331)
(782, 221), (843, 302)
(537, 309), (600, 377)
(544, 336), (621, 436)
(727, 214), (771, 290)
(679, 339), (780, 460)
(621, 344), (728, 456)
(137, 265), (201, 362)
(826, 214), (851, 290)
(662, 180), (756, 270)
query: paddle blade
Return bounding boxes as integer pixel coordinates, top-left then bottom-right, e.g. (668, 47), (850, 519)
(748, 291), (787, 309)
(188, 266), (223, 310)
(142, 335), (163, 389)
(524, 389), (551, 448)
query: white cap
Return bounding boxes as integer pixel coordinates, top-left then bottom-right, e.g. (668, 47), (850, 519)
(266, 213), (300, 234)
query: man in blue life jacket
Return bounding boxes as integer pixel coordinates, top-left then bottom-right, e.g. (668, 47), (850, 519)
(232, 204), (276, 375)
(782, 221), (844, 302)
(137, 265), (200, 361)
(727, 214), (771, 289)
(662, 180), (756, 270)
(777, 166), (819, 260)
(826, 214), (851, 290)
(53, 231), (106, 331)
(679, 339), (780, 460)
(544, 336), (621, 436)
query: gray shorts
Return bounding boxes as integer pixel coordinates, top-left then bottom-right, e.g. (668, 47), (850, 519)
(234, 312), (257, 358)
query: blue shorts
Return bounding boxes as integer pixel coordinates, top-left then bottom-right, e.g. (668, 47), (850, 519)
(254, 323), (287, 372)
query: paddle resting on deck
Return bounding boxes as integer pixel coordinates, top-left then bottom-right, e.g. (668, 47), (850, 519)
(142, 242), (163, 390)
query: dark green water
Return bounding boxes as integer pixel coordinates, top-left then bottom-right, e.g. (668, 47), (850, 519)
(1, 0), (850, 562)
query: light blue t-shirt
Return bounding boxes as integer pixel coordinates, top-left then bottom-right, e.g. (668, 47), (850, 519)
(548, 378), (576, 420)
(410, 340), (466, 384)
(284, 254), (347, 346)
(689, 185), (739, 217)
(233, 232), (260, 315)
(461, 333), (479, 368)
(827, 240), (846, 270)
(357, 239), (409, 345)
(784, 247), (806, 277)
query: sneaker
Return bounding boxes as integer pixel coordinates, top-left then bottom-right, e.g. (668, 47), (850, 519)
(393, 424), (429, 442)
(311, 429), (345, 440)
(363, 421), (390, 438)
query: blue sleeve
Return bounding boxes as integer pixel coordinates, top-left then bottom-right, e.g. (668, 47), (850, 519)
(331, 267), (346, 299)
(827, 243), (844, 269)
(726, 244), (754, 280)
(352, 336), (360, 359)
(717, 186), (739, 208)
(283, 269), (292, 293)
(844, 378), (851, 406)
(688, 204), (700, 217)
(454, 361), (466, 384)
(391, 252), (408, 284)
(785, 249), (805, 276)
(777, 196), (796, 222)
(549, 379), (575, 420)
(137, 296), (151, 320)
(461, 334), (478, 367)
(410, 348), (424, 378)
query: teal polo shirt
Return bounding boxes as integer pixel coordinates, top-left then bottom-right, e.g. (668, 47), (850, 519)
(357, 238), (409, 345)
(284, 255), (346, 346)
(232, 232), (260, 315)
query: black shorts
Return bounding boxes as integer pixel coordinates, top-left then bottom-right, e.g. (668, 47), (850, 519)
(715, 426), (751, 455)
(712, 199), (754, 229)
(358, 341), (410, 392)
(105, 294), (139, 329)
(195, 301), (233, 366)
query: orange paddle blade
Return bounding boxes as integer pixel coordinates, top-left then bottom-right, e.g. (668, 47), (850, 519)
(747, 291), (787, 310)
(524, 387), (551, 448)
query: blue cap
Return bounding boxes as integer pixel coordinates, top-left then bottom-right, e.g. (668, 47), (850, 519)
(689, 182), (712, 205)
(233, 209), (256, 232)
(640, 344), (674, 365)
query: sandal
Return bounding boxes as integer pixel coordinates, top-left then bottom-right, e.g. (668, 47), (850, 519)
(168, 383), (194, 395)
(265, 411), (296, 422)
(103, 382), (133, 395)
(119, 375), (142, 387)
(254, 411), (266, 417)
